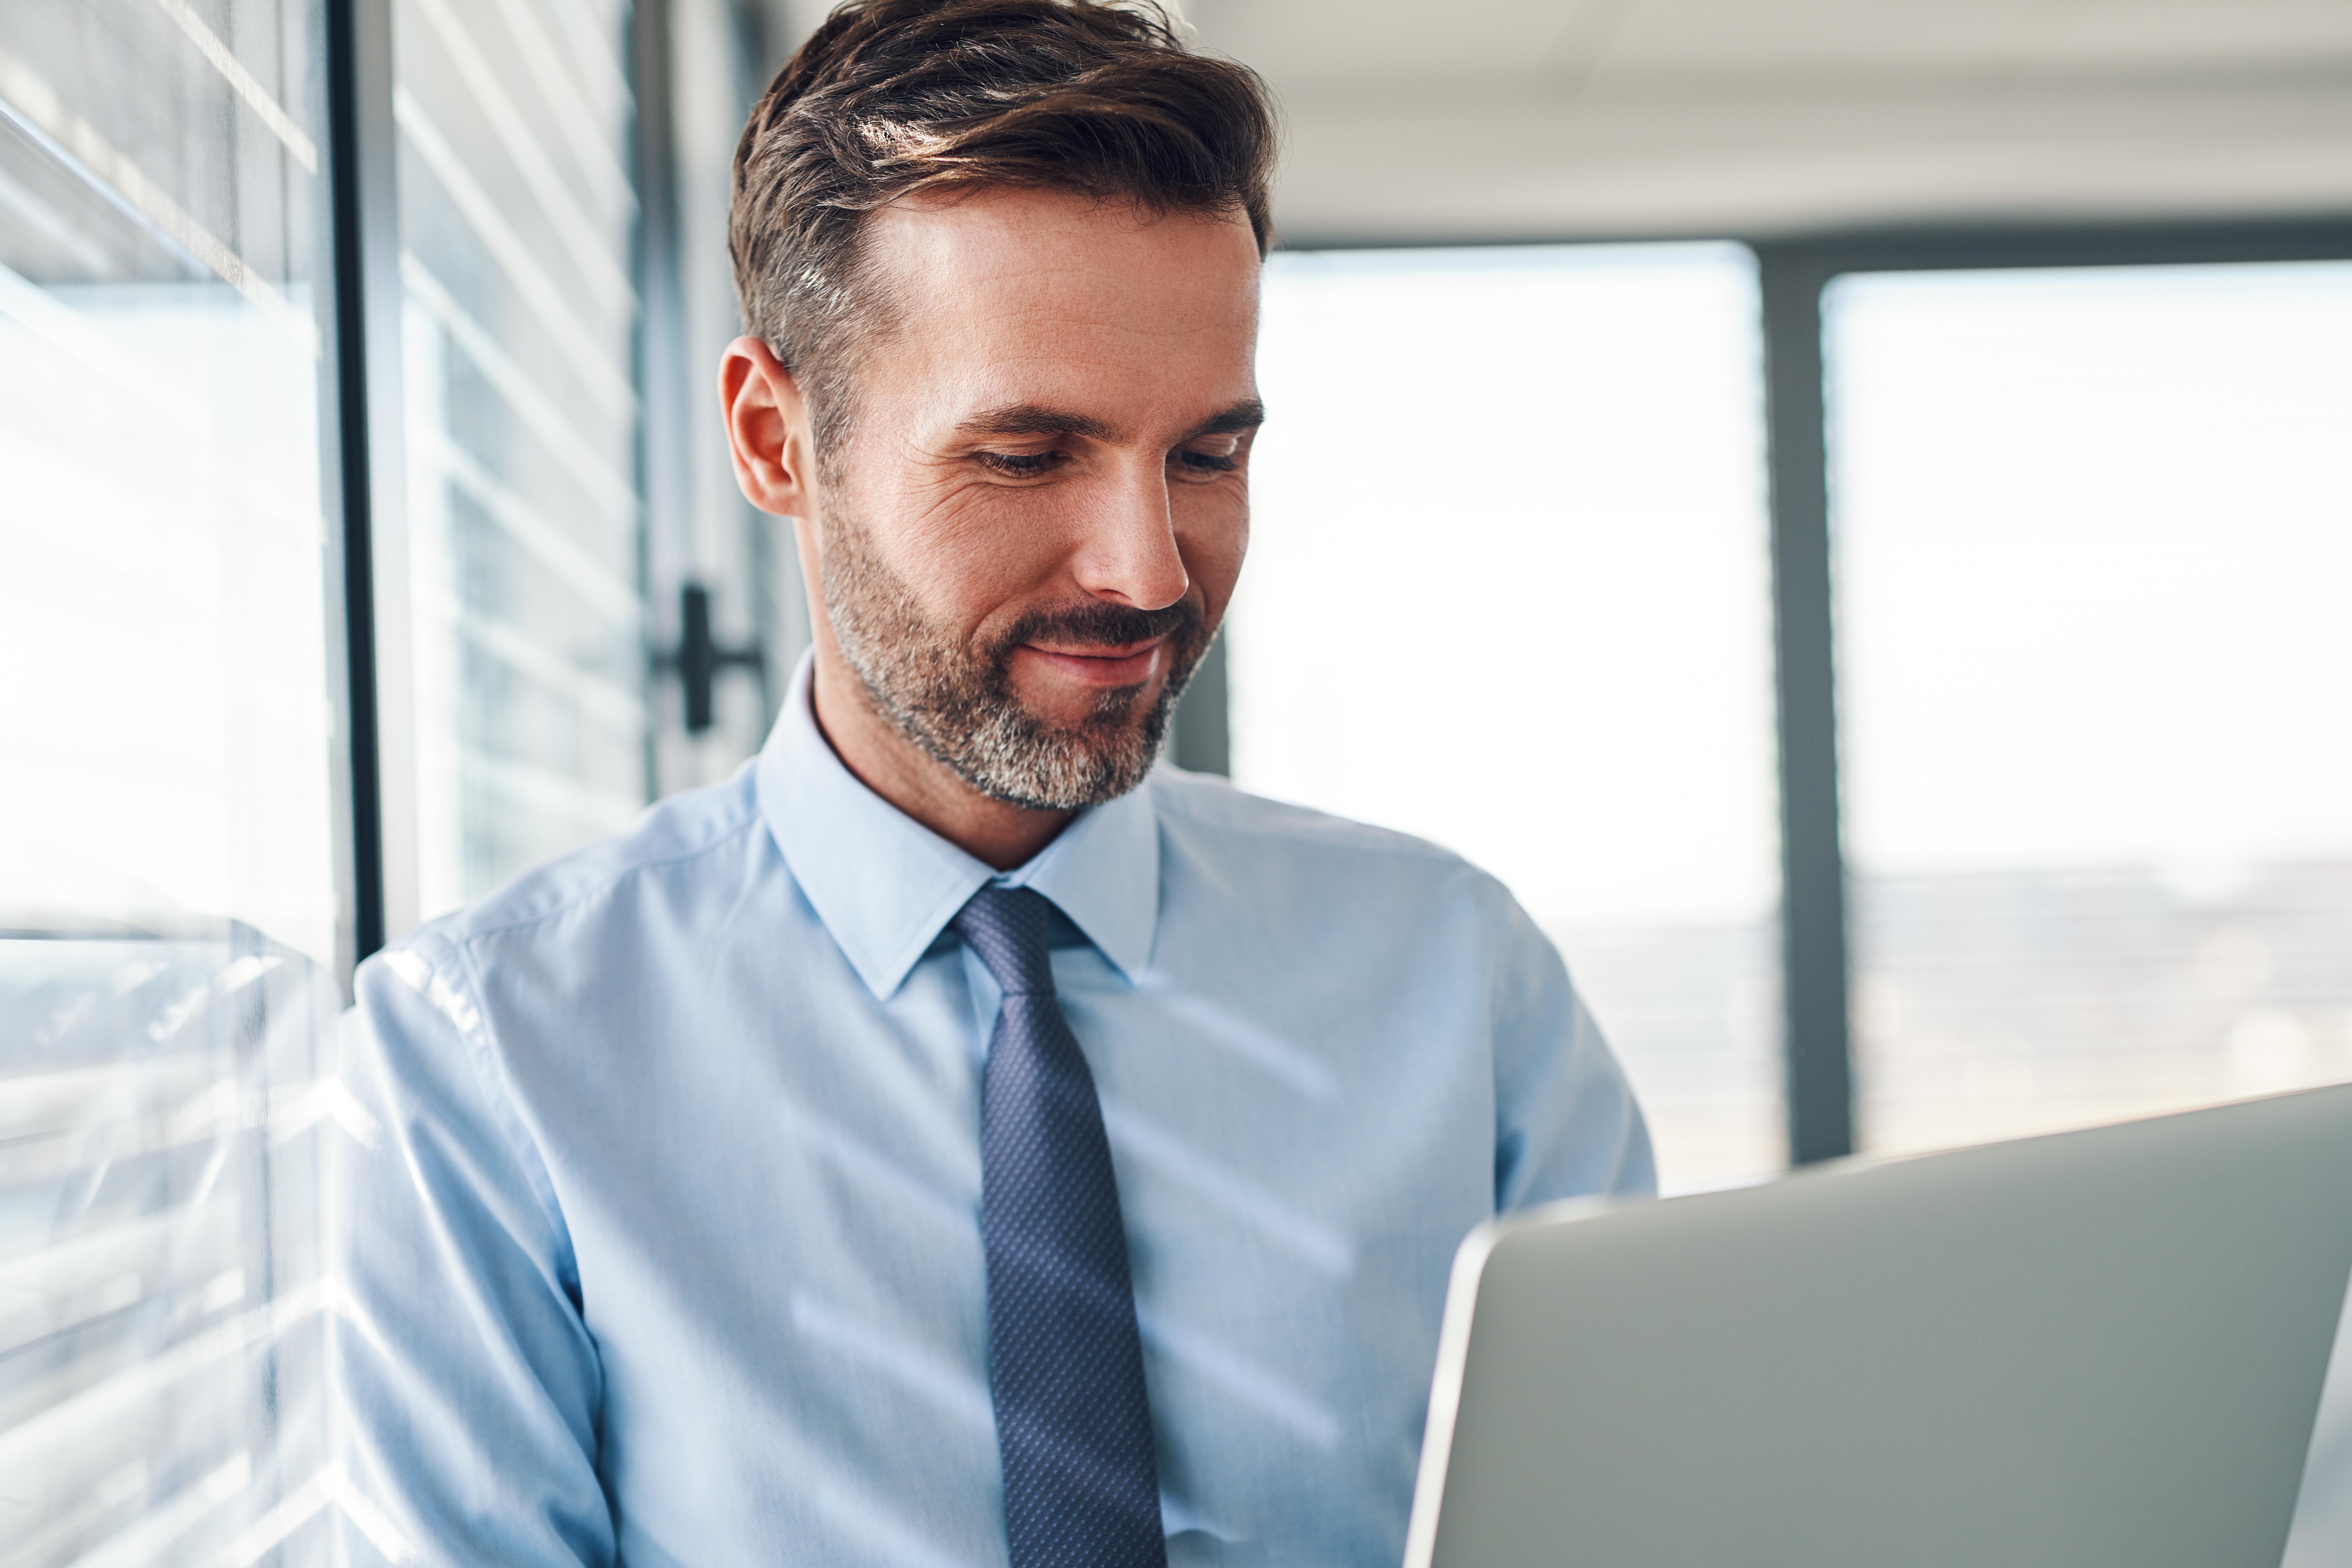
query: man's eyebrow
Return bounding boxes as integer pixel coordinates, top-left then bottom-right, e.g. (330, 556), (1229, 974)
(957, 404), (1119, 441)
(1184, 399), (1266, 440)
(953, 398), (1266, 444)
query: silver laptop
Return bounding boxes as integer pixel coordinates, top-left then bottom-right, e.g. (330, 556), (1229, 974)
(1405, 1084), (2352, 1568)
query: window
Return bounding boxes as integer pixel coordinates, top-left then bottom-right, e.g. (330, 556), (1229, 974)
(1827, 261), (2352, 1155)
(391, 0), (647, 918)
(0, 0), (345, 1556)
(1233, 244), (1783, 1194)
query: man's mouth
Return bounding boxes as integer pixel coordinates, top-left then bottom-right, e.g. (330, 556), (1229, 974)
(1013, 634), (1169, 688)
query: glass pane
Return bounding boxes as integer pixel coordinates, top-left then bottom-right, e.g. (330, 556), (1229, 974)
(1233, 245), (1783, 1194)
(393, 0), (646, 917)
(0, 0), (342, 1559)
(1829, 261), (2352, 1156)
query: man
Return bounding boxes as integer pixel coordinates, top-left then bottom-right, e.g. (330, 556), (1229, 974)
(332, 2), (1652, 1564)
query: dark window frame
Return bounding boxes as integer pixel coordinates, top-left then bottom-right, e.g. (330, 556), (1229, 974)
(1757, 217), (2352, 1164)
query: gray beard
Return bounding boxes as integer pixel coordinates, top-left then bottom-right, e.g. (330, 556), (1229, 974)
(817, 503), (1207, 812)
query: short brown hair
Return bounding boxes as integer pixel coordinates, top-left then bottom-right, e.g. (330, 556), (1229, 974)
(729, 0), (1277, 458)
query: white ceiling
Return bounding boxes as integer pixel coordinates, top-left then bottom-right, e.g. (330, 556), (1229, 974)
(1193, 0), (2352, 90)
(759, 0), (2352, 242)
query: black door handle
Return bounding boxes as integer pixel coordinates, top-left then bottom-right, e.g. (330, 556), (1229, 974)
(656, 583), (765, 733)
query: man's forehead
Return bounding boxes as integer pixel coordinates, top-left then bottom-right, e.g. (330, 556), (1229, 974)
(861, 188), (1260, 343)
(857, 187), (1261, 437)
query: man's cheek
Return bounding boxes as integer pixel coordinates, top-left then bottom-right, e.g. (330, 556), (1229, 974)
(890, 501), (1010, 585)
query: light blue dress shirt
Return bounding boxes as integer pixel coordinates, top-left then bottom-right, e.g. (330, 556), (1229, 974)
(332, 660), (1654, 1568)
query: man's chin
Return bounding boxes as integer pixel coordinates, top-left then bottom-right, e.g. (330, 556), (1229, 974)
(948, 699), (1171, 812)
(1013, 710), (1162, 774)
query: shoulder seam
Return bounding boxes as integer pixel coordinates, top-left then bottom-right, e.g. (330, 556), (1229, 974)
(454, 802), (766, 950)
(1150, 779), (1470, 865)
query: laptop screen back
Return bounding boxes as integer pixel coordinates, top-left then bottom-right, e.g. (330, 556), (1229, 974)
(1409, 1084), (2352, 1568)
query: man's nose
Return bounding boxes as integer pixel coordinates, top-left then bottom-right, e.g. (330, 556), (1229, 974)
(1070, 460), (1189, 612)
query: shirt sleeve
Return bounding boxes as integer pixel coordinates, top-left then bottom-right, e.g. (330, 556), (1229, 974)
(329, 936), (615, 1567)
(1484, 881), (1659, 1210)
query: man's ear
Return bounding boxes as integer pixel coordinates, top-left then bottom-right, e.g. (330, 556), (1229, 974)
(721, 336), (816, 518)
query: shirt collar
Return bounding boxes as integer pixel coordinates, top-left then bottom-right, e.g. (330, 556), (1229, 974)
(757, 654), (1161, 999)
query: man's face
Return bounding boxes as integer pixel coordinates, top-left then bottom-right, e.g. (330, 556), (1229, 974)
(809, 188), (1262, 810)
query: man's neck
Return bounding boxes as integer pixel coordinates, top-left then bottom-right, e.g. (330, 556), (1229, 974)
(807, 647), (1075, 872)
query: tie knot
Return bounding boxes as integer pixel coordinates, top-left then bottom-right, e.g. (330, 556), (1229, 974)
(953, 885), (1059, 997)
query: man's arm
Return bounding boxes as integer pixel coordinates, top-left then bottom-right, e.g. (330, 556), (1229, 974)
(1485, 885), (1659, 1209)
(330, 937), (615, 1566)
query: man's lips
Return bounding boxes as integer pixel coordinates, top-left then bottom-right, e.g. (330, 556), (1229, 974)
(1013, 635), (1169, 687)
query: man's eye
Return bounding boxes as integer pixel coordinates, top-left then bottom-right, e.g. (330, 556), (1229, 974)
(977, 450), (1064, 477)
(1173, 447), (1239, 476)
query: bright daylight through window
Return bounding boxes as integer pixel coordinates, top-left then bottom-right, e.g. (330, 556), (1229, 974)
(1829, 261), (2352, 1156)
(393, 0), (647, 921)
(1232, 244), (1783, 1195)
(1, 0), (345, 1559)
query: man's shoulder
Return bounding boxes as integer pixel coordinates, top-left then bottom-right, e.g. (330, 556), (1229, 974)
(401, 763), (768, 964)
(1145, 766), (1498, 890)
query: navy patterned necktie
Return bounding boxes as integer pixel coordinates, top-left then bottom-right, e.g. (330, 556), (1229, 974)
(953, 885), (1166, 1568)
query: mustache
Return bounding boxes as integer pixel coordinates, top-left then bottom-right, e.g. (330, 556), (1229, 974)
(996, 597), (1202, 653)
